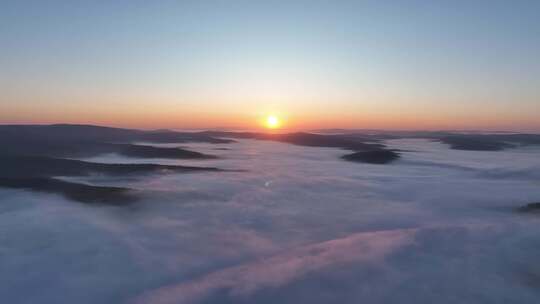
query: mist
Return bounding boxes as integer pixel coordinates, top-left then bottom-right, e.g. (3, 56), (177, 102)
(2, 138), (540, 303)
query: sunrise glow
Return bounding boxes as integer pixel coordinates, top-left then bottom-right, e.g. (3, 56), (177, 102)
(0, 2), (538, 132)
(265, 115), (281, 129)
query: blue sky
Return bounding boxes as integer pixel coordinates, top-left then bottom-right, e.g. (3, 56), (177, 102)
(1, 0), (539, 130)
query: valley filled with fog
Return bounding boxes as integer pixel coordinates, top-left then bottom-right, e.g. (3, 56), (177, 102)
(2, 138), (540, 303)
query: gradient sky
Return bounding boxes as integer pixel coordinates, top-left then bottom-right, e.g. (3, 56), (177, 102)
(1, 0), (539, 131)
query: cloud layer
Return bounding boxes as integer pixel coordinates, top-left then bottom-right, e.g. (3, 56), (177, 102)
(1, 138), (540, 303)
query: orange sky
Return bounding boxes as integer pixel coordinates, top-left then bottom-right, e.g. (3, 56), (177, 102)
(2, 99), (538, 132)
(2, 2), (539, 132)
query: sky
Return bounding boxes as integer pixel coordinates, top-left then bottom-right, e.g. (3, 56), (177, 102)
(1, 0), (539, 131)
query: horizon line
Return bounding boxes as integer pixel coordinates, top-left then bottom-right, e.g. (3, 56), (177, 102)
(1, 122), (539, 135)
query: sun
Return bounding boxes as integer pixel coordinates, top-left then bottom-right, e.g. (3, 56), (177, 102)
(265, 115), (281, 129)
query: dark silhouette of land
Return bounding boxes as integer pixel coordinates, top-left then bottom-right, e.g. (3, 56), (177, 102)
(2, 124), (539, 204)
(112, 144), (216, 159)
(0, 124), (232, 144)
(0, 177), (136, 205)
(436, 134), (540, 151)
(342, 150), (400, 164)
(0, 125), (403, 165)
(198, 131), (400, 164)
(0, 124), (226, 159)
(0, 155), (222, 204)
(312, 129), (540, 151)
(518, 202), (540, 213)
(0, 125), (227, 204)
(0, 155), (221, 178)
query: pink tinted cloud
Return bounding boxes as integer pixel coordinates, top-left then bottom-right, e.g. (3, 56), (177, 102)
(133, 228), (417, 304)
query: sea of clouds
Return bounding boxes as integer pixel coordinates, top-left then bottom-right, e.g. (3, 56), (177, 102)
(1, 138), (540, 303)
